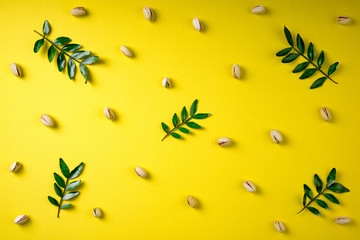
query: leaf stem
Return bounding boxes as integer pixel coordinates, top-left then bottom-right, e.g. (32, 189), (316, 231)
(57, 178), (69, 218)
(161, 117), (193, 141)
(297, 187), (327, 214)
(292, 47), (338, 84)
(33, 30), (81, 64)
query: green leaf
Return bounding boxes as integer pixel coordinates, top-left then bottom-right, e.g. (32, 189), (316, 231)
(54, 183), (62, 197)
(62, 44), (81, 52)
(171, 132), (182, 139)
(310, 77), (326, 89)
(328, 62), (339, 76)
(57, 52), (66, 72)
(323, 193), (340, 204)
(79, 63), (88, 83)
(327, 168), (336, 186)
(181, 107), (188, 122)
(316, 199), (329, 209)
(43, 20), (50, 35)
(54, 173), (66, 188)
(307, 206), (321, 216)
(161, 122), (169, 133)
(317, 51), (325, 68)
(186, 122), (201, 129)
(60, 203), (72, 209)
(53, 37), (71, 46)
(66, 180), (81, 191)
(172, 113), (179, 127)
(314, 174), (323, 193)
(68, 58), (76, 80)
(296, 34), (305, 54)
(304, 184), (313, 199)
(81, 56), (99, 65)
(293, 62), (309, 73)
(276, 47), (292, 57)
(303, 193), (307, 207)
(284, 26), (293, 46)
(190, 99), (198, 116)
(299, 68), (317, 79)
(48, 196), (59, 206)
(193, 113), (211, 119)
(48, 45), (56, 62)
(72, 51), (91, 59)
(63, 191), (80, 200)
(328, 183), (350, 193)
(179, 127), (191, 134)
(69, 162), (84, 179)
(59, 158), (70, 178)
(282, 53), (299, 63)
(34, 39), (44, 53)
(307, 42), (315, 62)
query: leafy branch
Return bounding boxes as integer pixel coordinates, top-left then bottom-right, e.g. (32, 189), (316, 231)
(276, 26), (339, 89)
(298, 168), (350, 216)
(34, 20), (99, 83)
(161, 99), (210, 141)
(48, 158), (84, 218)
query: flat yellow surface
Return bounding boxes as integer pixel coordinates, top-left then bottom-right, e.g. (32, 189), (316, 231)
(0, 0), (359, 239)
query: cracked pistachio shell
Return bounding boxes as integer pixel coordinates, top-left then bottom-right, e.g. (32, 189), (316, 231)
(14, 214), (28, 224)
(243, 180), (256, 192)
(337, 16), (351, 25)
(40, 114), (54, 127)
(93, 208), (102, 218)
(252, 5), (266, 14)
(232, 64), (241, 79)
(187, 195), (198, 208)
(270, 130), (283, 144)
(71, 7), (87, 16)
(320, 107), (331, 121)
(135, 166), (148, 178)
(11, 63), (21, 77)
(274, 221), (286, 232)
(143, 6), (154, 21)
(335, 217), (351, 224)
(104, 107), (115, 120)
(217, 137), (231, 146)
(10, 161), (22, 172)
(162, 77), (171, 88)
(121, 45), (133, 57)
(192, 18), (203, 32)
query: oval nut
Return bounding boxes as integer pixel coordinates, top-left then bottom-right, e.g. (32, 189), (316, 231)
(192, 18), (203, 32)
(143, 7), (154, 21)
(337, 16), (351, 25)
(40, 114), (55, 127)
(232, 64), (241, 79)
(71, 7), (87, 16)
(10, 63), (21, 77)
(217, 137), (231, 146)
(274, 221), (286, 232)
(93, 208), (103, 218)
(320, 107), (331, 121)
(335, 217), (351, 224)
(121, 45), (133, 57)
(135, 166), (148, 178)
(252, 5), (266, 14)
(162, 77), (171, 88)
(187, 195), (198, 208)
(14, 214), (28, 224)
(243, 180), (256, 192)
(10, 161), (22, 172)
(270, 129), (283, 144)
(104, 107), (115, 120)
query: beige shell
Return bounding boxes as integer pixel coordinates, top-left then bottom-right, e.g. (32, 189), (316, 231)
(252, 5), (266, 14)
(320, 107), (331, 121)
(104, 107), (115, 120)
(135, 166), (148, 178)
(335, 217), (351, 224)
(93, 208), (103, 218)
(270, 130), (283, 144)
(71, 7), (87, 16)
(337, 16), (351, 25)
(10, 161), (22, 172)
(274, 221), (286, 232)
(162, 77), (171, 88)
(192, 18), (202, 32)
(14, 214), (28, 224)
(217, 137), (231, 146)
(243, 180), (256, 192)
(121, 45), (133, 57)
(143, 7), (154, 21)
(187, 195), (198, 208)
(10, 63), (21, 77)
(232, 64), (241, 79)
(40, 114), (55, 127)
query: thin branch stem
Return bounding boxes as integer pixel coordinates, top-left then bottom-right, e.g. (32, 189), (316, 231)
(297, 187), (327, 214)
(161, 117), (193, 141)
(57, 178), (69, 218)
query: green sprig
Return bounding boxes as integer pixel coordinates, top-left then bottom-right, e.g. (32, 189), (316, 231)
(298, 168), (350, 216)
(161, 99), (210, 141)
(33, 20), (99, 83)
(48, 158), (84, 218)
(276, 26), (339, 89)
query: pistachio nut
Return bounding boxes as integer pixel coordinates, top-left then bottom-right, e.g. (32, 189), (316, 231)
(143, 7), (154, 21)
(121, 45), (133, 57)
(217, 137), (231, 146)
(232, 64), (241, 79)
(270, 129), (283, 144)
(274, 221), (286, 232)
(40, 114), (55, 127)
(243, 180), (256, 192)
(320, 107), (331, 121)
(162, 77), (171, 88)
(10, 161), (21, 172)
(192, 18), (203, 32)
(252, 5), (266, 14)
(187, 195), (198, 208)
(335, 216), (351, 224)
(93, 208), (102, 218)
(70, 7), (87, 16)
(10, 63), (21, 77)
(14, 214), (28, 224)
(135, 166), (148, 178)
(104, 107), (115, 120)
(337, 16), (351, 25)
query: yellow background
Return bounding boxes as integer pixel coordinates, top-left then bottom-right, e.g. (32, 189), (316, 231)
(0, 0), (359, 239)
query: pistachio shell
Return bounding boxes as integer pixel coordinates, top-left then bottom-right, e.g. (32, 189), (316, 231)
(93, 208), (102, 218)
(71, 7), (87, 16)
(162, 77), (171, 88)
(135, 166), (148, 178)
(10, 63), (21, 77)
(40, 114), (55, 127)
(270, 130), (283, 144)
(252, 5), (266, 14)
(320, 107), (331, 121)
(121, 45), (133, 57)
(274, 221), (286, 232)
(143, 7), (154, 21)
(217, 137), (231, 146)
(104, 107), (115, 120)
(187, 195), (198, 208)
(337, 16), (351, 25)
(232, 64), (241, 79)
(335, 216), (351, 224)
(243, 180), (256, 192)
(10, 161), (21, 172)
(14, 214), (28, 224)
(192, 18), (202, 32)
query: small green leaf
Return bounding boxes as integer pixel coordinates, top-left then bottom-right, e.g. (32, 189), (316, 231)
(59, 158), (70, 178)
(43, 20), (50, 35)
(323, 193), (340, 204)
(186, 122), (201, 129)
(310, 77), (326, 89)
(181, 107), (188, 122)
(48, 45), (56, 62)
(81, 56), (99, 65)
(328, 62), (339, 76)
(53, 37), (71, 46)
(304, 184), (313, 199)
(54, 173), (66, 188)
(276, 47), (292, 57)
(307, 206), (321, 216)
(328, 183), (350, 193)
(316, 199), (329, 209)
(54, 183), (62, 197)
(327, 168), (336, 186)
(60, 203), (72, 209)
(293, 62), (309, 73)
(296, 34), (305, 54)
(62, 44), (81, 52)
(48, 196), (59, 206)
(34, 39), (44, 53)
(172, 113), (179, 127)
(307, 42), (315, 62)
(190, 99), (198, 116)
(193, 113), (211, 119)
(171, 132), (182, 139)
(57, 52), (66, 72)
(303, 193), (307, 207)
(299, 68), (317, 79)
(284, 26), (293, 46)
(68, 58), (76, 80)
(66, 180), (81, 191)
(79, 63), (88, 83)
(317, 51), (325, 68)
(63, 191), (80, 200)
(69, 162), (84, 179)
(282, 53), (299, 63)
(72, 51), (91, 59)
(179, 127), (191, 134)
(161, 122), (169, 133)
(314, 174), (323, 193)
